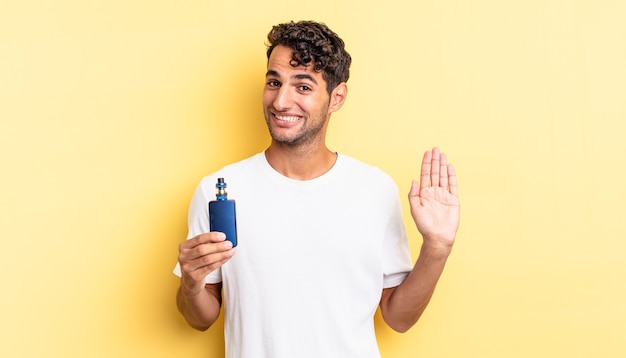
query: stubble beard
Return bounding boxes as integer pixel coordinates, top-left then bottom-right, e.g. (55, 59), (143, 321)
(265, 110), (329, 148)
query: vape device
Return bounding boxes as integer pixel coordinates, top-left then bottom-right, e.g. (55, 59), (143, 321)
(208, 177), (238, 247)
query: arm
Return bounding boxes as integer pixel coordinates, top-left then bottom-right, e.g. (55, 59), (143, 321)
(380, 147), (460, 333)
(177, 282), (223, 331)
(176, 232), (235, 331)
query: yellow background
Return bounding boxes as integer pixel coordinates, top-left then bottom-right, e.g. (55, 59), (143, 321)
(1, 1), (625, 357)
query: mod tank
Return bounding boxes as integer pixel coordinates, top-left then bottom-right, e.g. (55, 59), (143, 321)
(208, 177), (238, 247)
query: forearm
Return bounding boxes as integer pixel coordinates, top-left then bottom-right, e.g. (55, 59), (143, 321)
(380, 242), (452, 333)
(176, 283), (222, 331)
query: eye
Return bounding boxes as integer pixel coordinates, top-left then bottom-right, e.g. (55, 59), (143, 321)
(266, 80), (280, 88)
(298, 85), (312, 92)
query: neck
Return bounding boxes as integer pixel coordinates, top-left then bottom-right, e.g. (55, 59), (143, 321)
(265, 142), (337, 181)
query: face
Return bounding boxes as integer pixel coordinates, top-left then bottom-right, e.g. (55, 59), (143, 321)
(263, 45), (344, 148)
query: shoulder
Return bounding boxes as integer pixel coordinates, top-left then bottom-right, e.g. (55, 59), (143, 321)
(198, 152), (265, 187)
(336, 153), (396, 187)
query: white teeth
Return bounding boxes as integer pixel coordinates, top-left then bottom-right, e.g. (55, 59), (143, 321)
(276, 115), (300, 122)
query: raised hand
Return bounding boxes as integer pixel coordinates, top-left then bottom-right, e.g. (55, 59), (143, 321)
(409, 147), (460, 248)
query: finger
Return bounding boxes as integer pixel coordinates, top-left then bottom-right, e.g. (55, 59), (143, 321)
(206, 231), (227, 243)
(196, 239), (233, 255)
(180, 241), (235, 272)
(439, 153), (449, 189)
(408, 179), (420, 198)
(182, 251), (234, 280)
(179, 233), (230, 265)
(192, 247), (235, 270)
(430, 147), (440, 187)
(183, 232), (226, 248)
(420, 150), (432, 189)
(448, 164), (458, 195)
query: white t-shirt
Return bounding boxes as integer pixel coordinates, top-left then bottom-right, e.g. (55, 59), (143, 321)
(174, 152), (412, 358)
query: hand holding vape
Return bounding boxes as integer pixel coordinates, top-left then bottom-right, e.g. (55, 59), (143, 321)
(208, 177), (238, 247)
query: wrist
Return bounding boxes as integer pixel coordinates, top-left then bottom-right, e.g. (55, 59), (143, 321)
(420, 240), (453, 260)
(180, 278), (205, 297)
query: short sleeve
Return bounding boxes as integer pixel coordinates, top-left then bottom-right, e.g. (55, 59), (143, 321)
(381, 185), (412, 288)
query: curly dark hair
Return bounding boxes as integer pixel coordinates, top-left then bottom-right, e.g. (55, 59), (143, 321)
(266, 21), (352, 95)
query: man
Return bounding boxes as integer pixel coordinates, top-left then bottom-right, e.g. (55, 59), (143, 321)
(175, 20), (460, 357)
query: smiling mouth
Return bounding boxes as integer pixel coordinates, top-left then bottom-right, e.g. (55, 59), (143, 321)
(275, 114), (300, 123)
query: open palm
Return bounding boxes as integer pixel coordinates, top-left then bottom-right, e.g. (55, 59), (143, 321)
(409, 148), (460, 247)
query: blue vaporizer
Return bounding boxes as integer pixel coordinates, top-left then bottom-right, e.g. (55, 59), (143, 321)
(208, 177), (238, 247)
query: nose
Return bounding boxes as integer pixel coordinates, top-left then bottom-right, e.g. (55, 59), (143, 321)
(272, 85), (292, 110)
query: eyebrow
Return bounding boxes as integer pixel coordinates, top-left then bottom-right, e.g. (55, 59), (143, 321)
(265, 70), (280, 78)
(294, 73), (318, 85)
(265, 70), (318, 85)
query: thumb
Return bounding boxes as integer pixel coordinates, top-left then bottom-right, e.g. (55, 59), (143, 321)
(408, 180), (420, 199)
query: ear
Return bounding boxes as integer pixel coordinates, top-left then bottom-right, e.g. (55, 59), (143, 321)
(328, 82), (348, 114)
